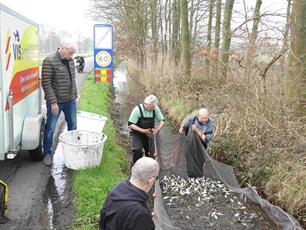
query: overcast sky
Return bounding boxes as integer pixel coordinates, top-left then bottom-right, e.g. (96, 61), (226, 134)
(0, 0), (97, 38)
(0, 0), (287, 40)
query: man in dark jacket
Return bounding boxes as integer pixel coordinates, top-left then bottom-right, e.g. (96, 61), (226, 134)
(99, 157), (159, 230)
(41, 38), (78, 166)
(179, 108), (214, 177)
(179, 108), (214, 149)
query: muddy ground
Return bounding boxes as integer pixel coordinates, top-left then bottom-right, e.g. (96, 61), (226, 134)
(0, 58), (93, 230)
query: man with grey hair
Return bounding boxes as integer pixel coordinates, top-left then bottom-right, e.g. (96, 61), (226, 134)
(41, 38), (78, 166)
(128, 94), (165, 163)
(179, 108), (214, 149)
(99, 157), (159, 230)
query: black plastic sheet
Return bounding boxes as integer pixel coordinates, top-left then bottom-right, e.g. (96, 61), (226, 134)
(153, 129), (302, 230)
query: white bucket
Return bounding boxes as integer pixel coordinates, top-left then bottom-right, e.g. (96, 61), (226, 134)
(59, 130), (107, 170)
(77, 111), (108, 132)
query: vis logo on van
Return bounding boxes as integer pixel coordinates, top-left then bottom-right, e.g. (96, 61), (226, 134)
(4, 30), (21, 71)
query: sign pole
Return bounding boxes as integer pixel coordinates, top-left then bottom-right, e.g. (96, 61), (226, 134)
(93, 24), (114, 88)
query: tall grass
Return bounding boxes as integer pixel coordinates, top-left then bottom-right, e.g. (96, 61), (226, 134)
(72, 73), (127, 230)
(127, 52), (306, 227)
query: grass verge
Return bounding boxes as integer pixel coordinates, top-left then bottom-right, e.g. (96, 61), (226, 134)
(72, 73), (127, 230)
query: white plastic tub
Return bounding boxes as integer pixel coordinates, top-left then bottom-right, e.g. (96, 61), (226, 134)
(77, 111), (108, 132)
(59, 130), (107, 170)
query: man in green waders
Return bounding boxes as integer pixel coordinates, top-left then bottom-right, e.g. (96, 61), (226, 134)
(128, 95), (165, 163)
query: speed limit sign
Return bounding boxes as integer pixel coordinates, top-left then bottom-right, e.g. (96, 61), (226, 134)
(96, 51), (112, 67)
(94, 24), (113, 83)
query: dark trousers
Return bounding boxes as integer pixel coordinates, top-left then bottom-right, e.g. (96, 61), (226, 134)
(43, 100), (77, 155)
(131, 133), (154, 163)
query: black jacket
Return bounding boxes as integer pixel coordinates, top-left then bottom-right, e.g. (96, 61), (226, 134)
(99, 180), (155, 230)
(41, 51), (77, 104)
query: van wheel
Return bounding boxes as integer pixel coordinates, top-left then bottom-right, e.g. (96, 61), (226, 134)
(29, 120), (45, 161)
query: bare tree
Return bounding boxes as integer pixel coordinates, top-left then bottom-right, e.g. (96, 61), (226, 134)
(220, 0), (235, 78)
(289, 0), (306, 117)
(171, 0), (181, 65)
(290, 0), (306, 78)
(151, 0), (158, 63)
(89, 0), (149, 67)
(167, 0), (172, 55)
(213, 0), (222, 73)
(164, 0), (169, 54)
(191, 0), (203, 46)
(280, 0), (292, 78)
(206, 0), (214, 71)
(189, 0), (195, 45)
(159, 0), (165, 57)
(248, 0), (262, 59)
(181, 0), (191, 77)
(283, 0), (292, 51)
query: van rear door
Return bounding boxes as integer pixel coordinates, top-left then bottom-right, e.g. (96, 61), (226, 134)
(0, 59), (4, 160)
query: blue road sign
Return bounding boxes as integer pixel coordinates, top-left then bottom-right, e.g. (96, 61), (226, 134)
(93, 24), (114, 83)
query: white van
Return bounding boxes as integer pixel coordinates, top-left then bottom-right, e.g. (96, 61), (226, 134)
(0, 4), (44, 161)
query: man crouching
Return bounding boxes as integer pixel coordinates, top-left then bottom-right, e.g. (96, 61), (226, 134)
(99, 157), (159, 230)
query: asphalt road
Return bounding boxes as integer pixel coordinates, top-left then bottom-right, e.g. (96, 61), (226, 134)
(0, 57), (93, 230)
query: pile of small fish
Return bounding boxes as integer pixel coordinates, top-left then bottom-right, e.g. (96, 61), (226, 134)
(160, 175), (275, 230)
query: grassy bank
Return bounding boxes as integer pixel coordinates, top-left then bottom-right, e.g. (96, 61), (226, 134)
(72, 73), (127, 230)
(127, 58), (306, 227)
